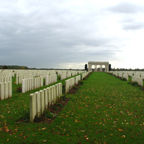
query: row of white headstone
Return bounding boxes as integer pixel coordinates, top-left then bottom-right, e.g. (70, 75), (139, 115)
(107, 71), (144, 86)
(45, 74), (57, 85)
(16, 75), (33, 84)
(60, 73), (67, 80)
(0, 76), (12, 83)
(109, 71), (144, 77)
(65, 72), (90, 94)
(81, 72), (90, 79)
(15, 70), (84, 84)
(0, 71), (14, 77)
(0, 81), (12, 101)
(22, 77), (43, 93)
(30, 83), (62, 122)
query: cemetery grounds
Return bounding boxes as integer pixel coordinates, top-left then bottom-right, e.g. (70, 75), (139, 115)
(0, 72), (144, 143)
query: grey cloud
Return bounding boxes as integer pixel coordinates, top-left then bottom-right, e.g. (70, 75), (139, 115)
(123, 22), (144, 30)
(0, 1), (124, 68)
(107, 2), (144, 14)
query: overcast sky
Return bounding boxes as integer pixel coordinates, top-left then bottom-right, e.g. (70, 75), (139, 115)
(1, 0), (144, 69)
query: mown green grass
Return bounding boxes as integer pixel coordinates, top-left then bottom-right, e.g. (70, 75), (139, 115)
(0, 72), (144, 143)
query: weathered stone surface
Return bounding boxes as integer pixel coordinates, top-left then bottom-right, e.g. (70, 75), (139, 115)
(0, 83), (4, 100)
(30, 93), (36, 122)
(40, 90), (44, 114)
(36, 91), (40, 117)
(4, 82), (8, 99)
(22, 79), (26, 93)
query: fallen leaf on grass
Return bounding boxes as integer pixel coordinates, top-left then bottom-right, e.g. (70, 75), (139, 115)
(42, 127), (47, 130)
(118, 128), (123, 131)
(121, 135), (125, 138)
(75, 119), (78, 122)
(43, 140), (47, 143)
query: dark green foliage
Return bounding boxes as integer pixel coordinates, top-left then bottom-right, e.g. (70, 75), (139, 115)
(2, 65), (8, 69)
(45, 112), (57, 119)
(85, 64), (87, 70)
(43, 79), (45, 85)
(0, 65), (28, 69)
(79, 80), (84, 85)
(121, 78), (127, 81)
(56, 103), (63, 107)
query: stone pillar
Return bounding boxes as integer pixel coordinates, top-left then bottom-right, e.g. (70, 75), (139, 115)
(107, 65), (109, 71)
(88, 64), (91, 71)
(104, 65), (106, 72)
(95, 65), (97, 72)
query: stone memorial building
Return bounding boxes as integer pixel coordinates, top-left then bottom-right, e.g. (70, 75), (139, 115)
(88, 61), (109, 72)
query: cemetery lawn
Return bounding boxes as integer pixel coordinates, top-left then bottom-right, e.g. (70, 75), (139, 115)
(0, 72), (144, 143)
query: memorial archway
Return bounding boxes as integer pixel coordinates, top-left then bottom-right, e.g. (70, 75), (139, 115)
(88, 61), (109, 72)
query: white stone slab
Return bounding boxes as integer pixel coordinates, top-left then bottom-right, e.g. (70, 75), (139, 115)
(36, 91), (40, 117)
(30, 93), (36, 122)
(40, 90), (44, 114)
(22, 79), (25, 93)
(4, 82), (8, 99)
(44, 89), (48, 109)
(0, 83), (4, 100)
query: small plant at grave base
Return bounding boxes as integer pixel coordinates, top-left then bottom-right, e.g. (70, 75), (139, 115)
(16, 86), (22, 92)
(22, 108), (30, 122)
(83, 77), (86, 80)
(53, 105), (58, 111)
(121, 78), (127, 81)
(61, 94), (66, 101)
(45, 112), (56, 119)
(72, 85), (78, 90)
(17, 108), (30, 122)
(58, 76), (60, 80)
(34, 115), (44, 122)
(79, 80), (84, 85)
(131, 81), (138, 86)
(56, 102), (63, 107)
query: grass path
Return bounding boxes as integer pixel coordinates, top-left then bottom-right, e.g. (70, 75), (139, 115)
(0, 72), (144, 143)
